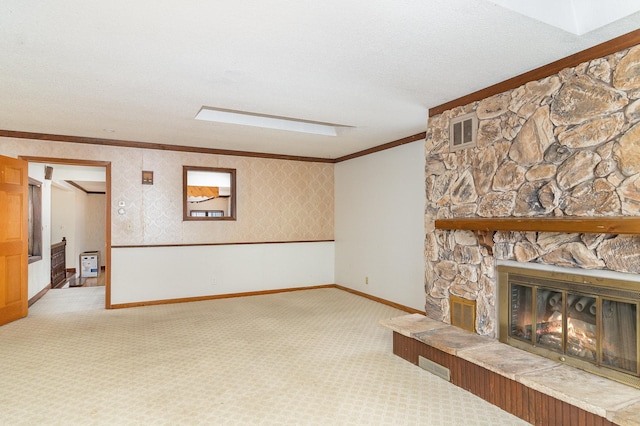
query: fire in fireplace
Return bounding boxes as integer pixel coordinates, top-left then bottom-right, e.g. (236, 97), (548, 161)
(498, 263), (640, 389)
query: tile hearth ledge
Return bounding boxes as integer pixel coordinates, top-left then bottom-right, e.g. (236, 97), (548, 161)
(380, 314), (640, 426)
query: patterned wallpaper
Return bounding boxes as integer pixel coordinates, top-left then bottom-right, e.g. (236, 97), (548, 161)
(0, 138), (334, 246)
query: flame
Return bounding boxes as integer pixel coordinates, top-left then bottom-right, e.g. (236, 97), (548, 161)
(567, 318), (575, 336)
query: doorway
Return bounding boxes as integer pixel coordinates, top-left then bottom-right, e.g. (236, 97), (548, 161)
(20, 156), (111, 309)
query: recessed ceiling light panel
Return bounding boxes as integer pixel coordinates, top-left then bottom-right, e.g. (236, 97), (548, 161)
(195, 107), (350, 136)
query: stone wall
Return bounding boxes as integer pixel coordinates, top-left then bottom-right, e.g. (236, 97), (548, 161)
(425, 45), (640, 337)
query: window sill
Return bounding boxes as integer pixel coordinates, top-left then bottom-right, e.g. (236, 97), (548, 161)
(28, 255), (42, 264)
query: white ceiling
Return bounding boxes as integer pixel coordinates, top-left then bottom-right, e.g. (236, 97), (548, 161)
(2, 1), (639, 159)
(47, 164), (106, 193)
(54, 180), (106, 193)
(489, 0), (640, 35)
(48, 164), (106, 182)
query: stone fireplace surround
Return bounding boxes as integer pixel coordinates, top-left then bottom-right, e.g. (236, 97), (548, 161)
(424, 44), (640, 338)
(419, 40), (640, 426)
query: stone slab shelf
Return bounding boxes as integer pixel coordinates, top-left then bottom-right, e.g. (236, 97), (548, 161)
(434, 216), (640, 235)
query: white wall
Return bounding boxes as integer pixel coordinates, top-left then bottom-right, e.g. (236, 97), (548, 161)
(51, 184), (106, 270)
(335, 140), (426, 311)
(51, 185), (78, 269)
(85, 194), (106, 266)
(27, 163), (51, 299)
(111, 242), (334, 305)
(74, 188), (88, 263)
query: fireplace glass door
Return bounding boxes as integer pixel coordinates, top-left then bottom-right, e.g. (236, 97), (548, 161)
(499, 265), (640, 389)
(509, 284), (533, 341)
(602, 299), (637, 374)
(565, 292), (597, 362)
(536, 288), (564, 353)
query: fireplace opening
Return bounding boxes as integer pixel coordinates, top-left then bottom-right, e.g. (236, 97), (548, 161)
(498, 264), (640, 389)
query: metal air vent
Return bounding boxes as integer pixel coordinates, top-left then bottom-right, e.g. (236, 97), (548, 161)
(419, 356), (451, 381)
(449, 112), (477, 151)
(450, 294), (476, 333)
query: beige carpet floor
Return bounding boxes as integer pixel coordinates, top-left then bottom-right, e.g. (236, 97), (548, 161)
(0, 287), (527, 425)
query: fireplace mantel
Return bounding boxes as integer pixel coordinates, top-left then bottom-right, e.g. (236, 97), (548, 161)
(434, 217), (640, 255)
(435, 216), (640, 235)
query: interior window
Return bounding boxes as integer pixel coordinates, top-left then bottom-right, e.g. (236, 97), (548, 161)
(183, 166), (236, 221)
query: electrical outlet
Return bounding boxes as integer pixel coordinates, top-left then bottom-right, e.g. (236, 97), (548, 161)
(211, 277), (218, 287)
(365, 276), (369, 285)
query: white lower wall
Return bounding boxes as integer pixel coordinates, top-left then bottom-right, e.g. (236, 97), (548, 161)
(111, 241), (335, 305)
(335, 140), (426, 311)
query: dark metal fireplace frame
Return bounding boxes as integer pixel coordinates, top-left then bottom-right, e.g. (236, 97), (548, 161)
(498, 264), (640, 389)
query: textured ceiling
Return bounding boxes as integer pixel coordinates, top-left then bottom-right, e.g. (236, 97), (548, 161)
(2, 1), (639, 159)
(47, 164), (107, 191)
(489, 0), (640, 35)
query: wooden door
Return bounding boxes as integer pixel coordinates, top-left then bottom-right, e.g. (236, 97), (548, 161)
(0, 155), (28, 326)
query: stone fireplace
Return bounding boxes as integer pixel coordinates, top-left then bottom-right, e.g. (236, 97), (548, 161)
(498, 262), (639, 388)
(424, 44), (640, 345)
(406, 36), (640, 424)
